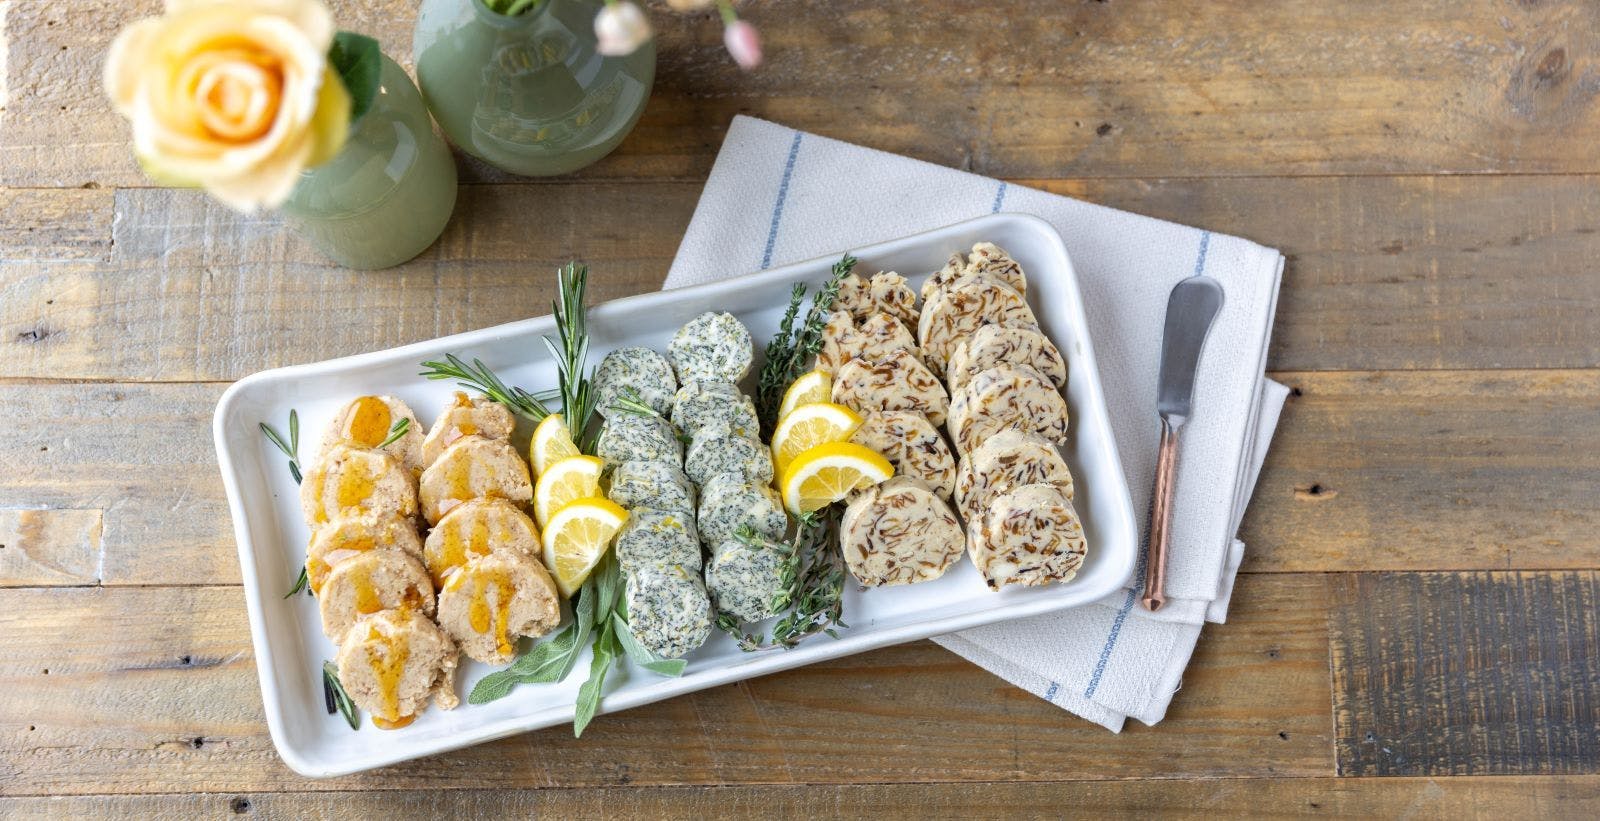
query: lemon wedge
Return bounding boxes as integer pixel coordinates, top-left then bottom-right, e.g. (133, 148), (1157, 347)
(529, 413), (580, 477)
(541, 497), (628, 596)
(777, 370), (833, 422)
(778, 442), (894, 514)
(533, 455), (604, 528)
(770, 402), (863, 473)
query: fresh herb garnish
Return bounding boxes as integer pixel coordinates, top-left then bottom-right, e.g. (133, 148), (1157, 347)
(608, 386), (660, 419)
(376, 416), (411, 449)
(419, 353), (552, 423)
(323, 660), (360, 730)
(545, 262), (599, 451)
(259, 409), (303, 485)
(717, 507), (848, 652)
(261, 410), (312, 597)
(754, 255), (857, 433)
(459, 263), (680, 736)
(470, 554), (684, 736)
(284, 566), (310, 599)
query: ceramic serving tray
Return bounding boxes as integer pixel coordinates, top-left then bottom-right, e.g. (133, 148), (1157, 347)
(213, 212), (1137, 777)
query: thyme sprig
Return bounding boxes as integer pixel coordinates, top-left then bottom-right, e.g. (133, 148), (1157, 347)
(755, 283), (807, 435)
(717, 507), (848, 652)
(418, 353), (552, 423)
(753, 254), (857, 434)
(323, 660), (360, 730)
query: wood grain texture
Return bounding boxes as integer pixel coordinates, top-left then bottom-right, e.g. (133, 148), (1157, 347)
(1241, 369), (1600, 573)
(0, 381), (225, 587)
(1331, 572), (1600, 776)
(7, 777), (1600, 818)
(0, 508), (101, 586)
(0, 574), (1331, 794)
(5, 175), (1600, 382)
(7, 1), (1600, 187)
(4, 372), (1592, 587)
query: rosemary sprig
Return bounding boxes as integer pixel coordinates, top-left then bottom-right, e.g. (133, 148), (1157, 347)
(259, 409), (303, 485)
(419, 353), (551, 423)
(718, 507), (848, 652)
(458, 263), (681, 737)
(545, 262), (599, 452)
(609, 386), (661, 419)
(753, 255), (857, 433)
(284, 566), (309, 599)
(377, 417), (410, 449)
(323, 660), (360, 730)
(261, 410), (311, 598)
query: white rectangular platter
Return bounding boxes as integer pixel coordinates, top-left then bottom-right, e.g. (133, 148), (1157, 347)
(214, 212), (1137, 777)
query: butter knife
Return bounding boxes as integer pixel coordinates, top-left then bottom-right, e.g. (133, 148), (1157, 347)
(1141, 277), (1224, 612)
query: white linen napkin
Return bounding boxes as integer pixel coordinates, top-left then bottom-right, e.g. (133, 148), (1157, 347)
(664, 116), (1287, 731)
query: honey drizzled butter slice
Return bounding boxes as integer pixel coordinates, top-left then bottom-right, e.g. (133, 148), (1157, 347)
(344, 395), (393, 448)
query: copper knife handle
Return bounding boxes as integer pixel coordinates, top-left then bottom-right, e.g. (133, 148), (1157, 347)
(1141, 417), (1180, 612)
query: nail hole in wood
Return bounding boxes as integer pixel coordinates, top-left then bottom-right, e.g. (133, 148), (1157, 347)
(231, 798), (252, 814)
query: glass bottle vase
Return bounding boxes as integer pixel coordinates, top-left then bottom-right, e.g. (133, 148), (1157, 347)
(413, 0), (656, 177)
(279, 53), (459, 270)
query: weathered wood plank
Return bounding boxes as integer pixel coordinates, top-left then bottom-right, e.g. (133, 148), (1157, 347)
(0, 574), (1331, 793)
(1, 184), (694, 382)
(1241, 370), (1600, 574)
(4, 372), (1594, 587)
(4, 174), (1600, 382)
(8, 777), (1600, 819)
(6, 1), (1600, 186)
(1050, 175), (1600, 373)
(0, 508), (101, 586)
(0, 381), (226, 586)
(1330, 571), (1600, 776)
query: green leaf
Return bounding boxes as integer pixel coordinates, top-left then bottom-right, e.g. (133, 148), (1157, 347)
(283, 565), (309, 599)
(322, 660), (360, 730)
(329, 32), (382, 123)
(613, 613), (687, 677)
(573, 625), (616, 738)
(377, 417), (410, 448)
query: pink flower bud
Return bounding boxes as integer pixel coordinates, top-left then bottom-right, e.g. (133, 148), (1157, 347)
(595, 2), (652, 57)
(723, 19), (762, 70)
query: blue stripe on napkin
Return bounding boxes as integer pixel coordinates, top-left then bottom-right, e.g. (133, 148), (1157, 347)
(761, 131), (806, 269)
(1084, 229), (1213, 699)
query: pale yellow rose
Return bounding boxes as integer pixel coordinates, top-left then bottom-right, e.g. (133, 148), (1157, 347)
(104, 0), (351, 211)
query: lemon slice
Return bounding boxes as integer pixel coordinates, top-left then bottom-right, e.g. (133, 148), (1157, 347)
(541, 497), (628, 596)
(533, 455), (604, 528)
(778, 442), (894, 514)
(770, 402), (863, 473)
(530, 413), (580, 477)
(778, 370), (832, 422)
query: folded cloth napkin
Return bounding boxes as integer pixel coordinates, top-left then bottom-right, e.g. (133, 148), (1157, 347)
(665, 116), (1287, 731)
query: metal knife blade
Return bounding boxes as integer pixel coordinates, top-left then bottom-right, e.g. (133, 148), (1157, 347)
(1155, 277), (1225, 425)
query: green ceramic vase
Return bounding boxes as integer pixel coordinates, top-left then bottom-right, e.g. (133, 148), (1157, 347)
(280, 53), (459, 270)
(413, 0), (656, 177)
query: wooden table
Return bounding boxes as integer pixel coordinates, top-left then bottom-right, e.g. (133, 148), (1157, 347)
(4, 0), (1599, 816)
